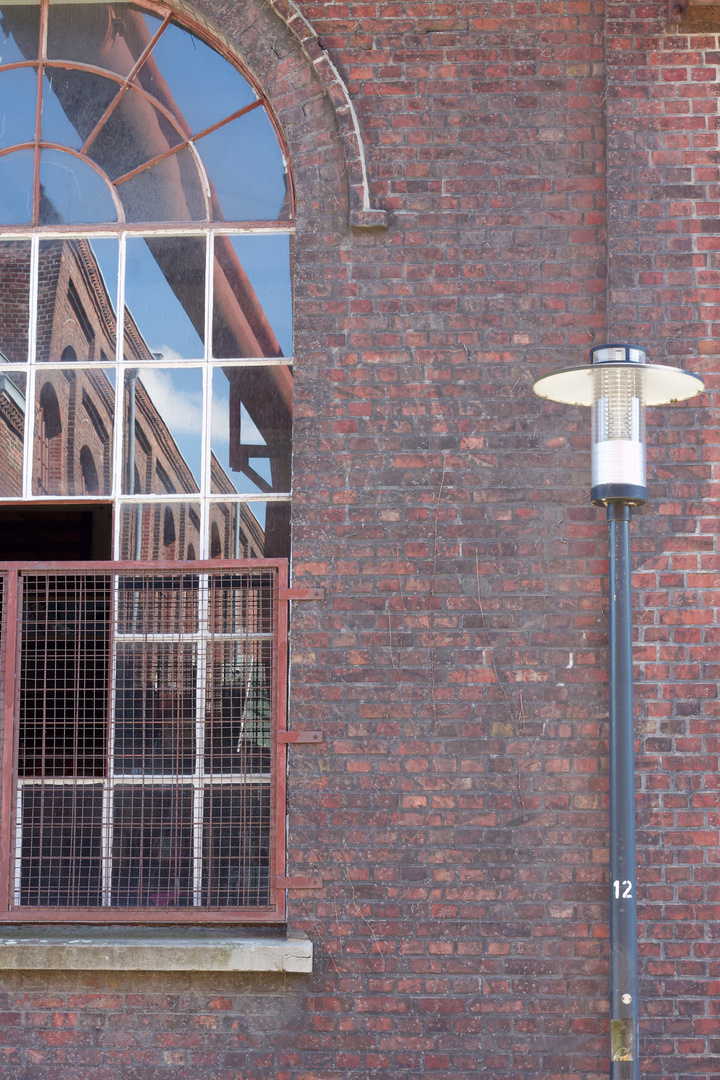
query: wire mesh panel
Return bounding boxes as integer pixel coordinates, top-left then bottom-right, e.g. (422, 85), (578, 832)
(20, 785), (103, 907)
(2, 561), (285, 921)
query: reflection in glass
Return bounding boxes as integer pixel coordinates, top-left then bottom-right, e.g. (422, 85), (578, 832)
(197, 109), (288, 222)
(117, 145), (205, 223)
(32, 369), (114, 496)
(111, 786), (193, 908)
(205, 639), (271, 774)
(42, 66), (120, 150)
(213, 234), (291, 359)
(0, 149), (34, 225)
(0, 67), (38, 148)
(123, 367), (202, 493)
(115, 569), (199, 635)
(114, 641), (197, 776)
(118, 501), (201, 559)
(86, 85), (183, 181)
(39, 149), (118, 225)
(37, 239), (118, 363)
(89, 237), (119, 324)
(21, 786), (103, 907)
(0, 240), (31, 362)
(208, 500), (289, 560)
(211, 365), (292, 496)
(141, 20), (256, 135)
(0, 4), (41, 65)
(19, 571), (110, 777)
(202, 787), (271, 907)
(124, 236), (204, 359)
(0, 369), (26, 497)
(47, 3), (164, 78)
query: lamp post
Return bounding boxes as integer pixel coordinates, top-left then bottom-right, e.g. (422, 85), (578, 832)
(532, 344), (704, 1080)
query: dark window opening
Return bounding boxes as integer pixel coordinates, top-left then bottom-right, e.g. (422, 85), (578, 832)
(0, 505), (112, 561)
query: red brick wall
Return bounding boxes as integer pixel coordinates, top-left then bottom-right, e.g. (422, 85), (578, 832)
(0, 2), (716, 1079)
(605, 4), (719, 1076)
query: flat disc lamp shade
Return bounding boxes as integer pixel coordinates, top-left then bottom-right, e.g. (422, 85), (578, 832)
(533, 345), (705, 506)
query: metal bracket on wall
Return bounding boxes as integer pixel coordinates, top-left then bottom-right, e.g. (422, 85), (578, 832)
(278, 731), (324, 744)
(276, 876), (323, 890)
(668, 0), (690, 20)
(279, 587), (325, 602)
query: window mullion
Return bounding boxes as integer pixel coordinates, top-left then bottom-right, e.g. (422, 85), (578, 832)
(101, 574), (120, 907)
(192, 572), (210, 906)
(112, 234), (127, 558)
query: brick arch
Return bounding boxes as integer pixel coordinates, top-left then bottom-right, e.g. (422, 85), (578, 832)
(161, 0), (386, 230)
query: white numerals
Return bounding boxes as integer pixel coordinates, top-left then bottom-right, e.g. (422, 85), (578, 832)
(613, 879), (633, 899)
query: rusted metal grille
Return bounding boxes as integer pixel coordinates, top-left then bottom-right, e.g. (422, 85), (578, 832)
(0, 561), (287, 923)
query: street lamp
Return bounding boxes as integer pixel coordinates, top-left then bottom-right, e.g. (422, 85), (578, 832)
(533, 344), (705, 1080)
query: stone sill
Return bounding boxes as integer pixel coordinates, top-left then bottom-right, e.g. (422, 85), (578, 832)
(0, 926), (313, 973)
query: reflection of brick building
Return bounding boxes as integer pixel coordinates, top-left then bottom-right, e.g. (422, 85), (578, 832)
(0, 238), (265, 558)
(0, 373), (25, 497)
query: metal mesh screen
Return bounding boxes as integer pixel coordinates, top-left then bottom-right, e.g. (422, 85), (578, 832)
(9, 565), (279, 915)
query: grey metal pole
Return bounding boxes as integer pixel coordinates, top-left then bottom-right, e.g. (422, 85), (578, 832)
(607, 501), (639, 1079)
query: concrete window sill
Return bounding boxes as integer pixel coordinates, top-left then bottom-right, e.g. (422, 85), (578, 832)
(0, 926), (313, 973)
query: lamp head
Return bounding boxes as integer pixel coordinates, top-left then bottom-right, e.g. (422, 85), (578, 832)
(533, 344), (704, 506)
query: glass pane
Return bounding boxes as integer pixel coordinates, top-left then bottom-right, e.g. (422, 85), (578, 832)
(37, 238), (119, 363)
(202, 787), (271, 907)
(140, 20), (256, 135)
(208, 501), (289, 561)
(89, 236), (119, 331)
(213, 234), (291, 359)
(0, 66), (37, 148)
(47, 3), (164, 79)
(114, 569), (199, 634)
(86, 85), (183, 182)
(42, 65), (121, 150)
(197, 109), (289, 222)
(114, 642), (197, 776)
(0, 369), (26, 497)
(20, 785), (103, 906)
(33, 368), (115, 496)
(39, 148), (118, 224)
(117, 145), (206, 223)
(118, 502), (201, 560)
(19, 571), (111, 779)
(205, 638), (272, 774)
(124, 236), (204, 360)
(211, 365), (292, 496)
(111, 786), (193, 908)
(0, 148), (33, 224)
(0, 4), (41, 65)
(207, 567), (275, 635)
(123, 367), (202, 494)
(0, 240), (31, 362)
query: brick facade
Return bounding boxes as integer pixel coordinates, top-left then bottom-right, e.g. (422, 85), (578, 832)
(0, 2), (716, 1079)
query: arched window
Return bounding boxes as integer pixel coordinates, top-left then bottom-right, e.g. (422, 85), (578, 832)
(210, 521), (222, 559)
(0, 0), (293, 560)
(0, 0), (295, 922)
(80, 445), (99, 495)
(163, 505), (176, 550)
(37, 381), (62, 493)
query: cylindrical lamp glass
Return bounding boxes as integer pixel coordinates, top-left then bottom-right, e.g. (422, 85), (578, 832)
(590, 346), (647, 506)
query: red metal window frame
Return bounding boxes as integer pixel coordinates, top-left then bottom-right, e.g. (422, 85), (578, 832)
(0, 559), (289, 924)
